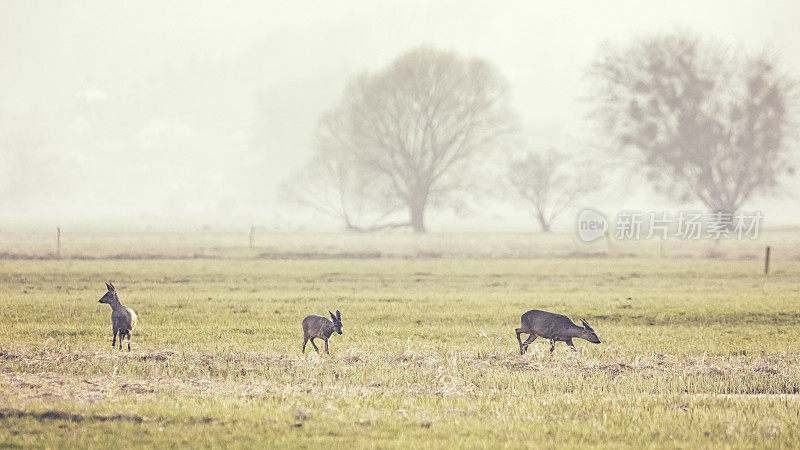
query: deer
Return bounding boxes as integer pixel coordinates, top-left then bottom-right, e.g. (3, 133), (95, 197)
(515, 309), (600, 355)
(97, 282), (137, 351)
(301, 310), (342, 354)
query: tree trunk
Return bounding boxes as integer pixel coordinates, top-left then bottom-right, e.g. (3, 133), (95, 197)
(410, 205), (426, 233)
(710, 206), (736, 232)
(536, 209), (551, 233)
(408, 193), (427, 234)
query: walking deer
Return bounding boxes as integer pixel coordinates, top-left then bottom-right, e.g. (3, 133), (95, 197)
(301, 310), (342, 354)
(98, 282), (137, 351)
(515, 309), (600, 355)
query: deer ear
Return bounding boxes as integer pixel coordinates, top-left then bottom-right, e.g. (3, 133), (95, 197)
(329, 310), (336, 320)
(336, 310), (341, 320)
(581, 319), (593, 330)
(106, 282), (113, 291)
(108, 282), (116, 292)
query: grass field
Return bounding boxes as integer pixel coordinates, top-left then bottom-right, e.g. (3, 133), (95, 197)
(1, 257), (799, 447)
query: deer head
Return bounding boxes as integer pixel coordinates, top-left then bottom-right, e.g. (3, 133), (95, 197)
(580, 318), (601, 344)
(98, 282), (119, 305)
(329, 310), (343, 335)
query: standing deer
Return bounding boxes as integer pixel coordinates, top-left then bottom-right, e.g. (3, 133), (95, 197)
(98, 282), (137, 351)
(301, 310), (342, 354)
(515, 309), (600, 355)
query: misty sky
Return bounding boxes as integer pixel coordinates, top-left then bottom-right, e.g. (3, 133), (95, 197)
(1, 0), (799, 229)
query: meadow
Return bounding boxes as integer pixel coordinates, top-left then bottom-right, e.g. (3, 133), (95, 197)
(1, 254), (799, 448)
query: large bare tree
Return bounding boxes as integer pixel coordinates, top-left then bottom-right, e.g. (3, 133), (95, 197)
(589, 32), (798, 216)
(287, 47), (515, 233)
(508, 150), (596, 232)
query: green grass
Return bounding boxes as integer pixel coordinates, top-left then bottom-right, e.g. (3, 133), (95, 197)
(1, 258), (799, 448)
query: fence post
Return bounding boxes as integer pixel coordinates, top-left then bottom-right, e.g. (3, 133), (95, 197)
(249, 226), (255, 249)
(764, 246), (770, 275)
(57, 227), (61, 259)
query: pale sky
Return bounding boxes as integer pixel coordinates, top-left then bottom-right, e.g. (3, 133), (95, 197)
(1, 0), (798, 229)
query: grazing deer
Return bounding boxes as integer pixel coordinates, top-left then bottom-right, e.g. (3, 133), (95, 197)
(301, 310), (342, 354)
(98, 282), (137, 351)
(515, 309), (600, 355)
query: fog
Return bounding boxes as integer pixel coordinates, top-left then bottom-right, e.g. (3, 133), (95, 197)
(2, 0), (799, 230)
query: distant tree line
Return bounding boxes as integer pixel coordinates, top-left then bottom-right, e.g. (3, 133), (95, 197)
(283, 31), (798, 233)
(5, 30), (792, 231)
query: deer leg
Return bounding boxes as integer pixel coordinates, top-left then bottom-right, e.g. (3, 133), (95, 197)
(566, 339), (576, 351)
(111, 328), (117, 348)
(127, 332), (131, 351)
(522, 333), (538, 355)
(515, 328), (525, 354)
(324, 338), (329, 354)
(310, 338), (319, 353)
(549, 339), (555, 354)
(302, 335), (309, 353)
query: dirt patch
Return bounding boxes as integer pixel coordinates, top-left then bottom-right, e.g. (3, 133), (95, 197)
(2, 349), (799, 401)
(257, 252), (383, 259)
(136, 350), (178, 362)
(593, 363), (633, 376)
(0, 408), (226, 425)
(0, 408), (147, 423)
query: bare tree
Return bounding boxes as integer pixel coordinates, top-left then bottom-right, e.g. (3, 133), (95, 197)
(508, 150), (596, 232)
(280, 111), (406, 232)
(589, 32), (798, 217)
(288, 47), (515, 233)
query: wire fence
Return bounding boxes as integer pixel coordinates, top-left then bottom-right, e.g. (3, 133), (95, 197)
(0, 225), (798, 262)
